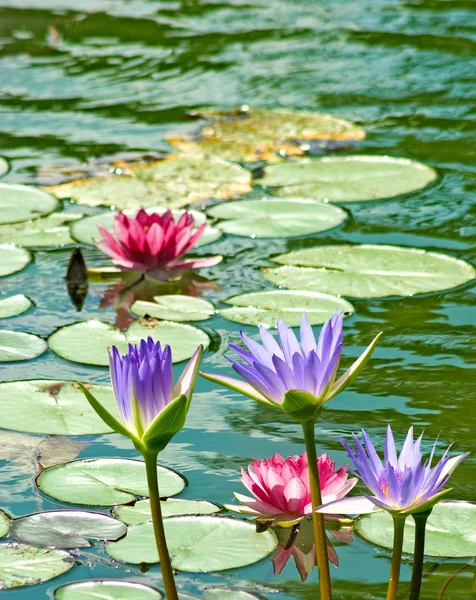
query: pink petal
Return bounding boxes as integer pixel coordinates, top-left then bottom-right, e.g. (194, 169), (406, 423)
(171, 255), (223, 270)
(283, 477), (308, 514)
(315, 496), (380, 515)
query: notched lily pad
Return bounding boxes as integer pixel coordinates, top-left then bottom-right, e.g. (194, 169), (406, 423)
(0, 543), (73, 589)
(113, 498), (221, 525)
(0, 212), (82, 247)
(10, 510), (127, 549)
(0, 244), (32, 277)
(70, 207), (221, 248)
(355, 501), (476, 558)
(0, 183), (60, 225)
(207, 198), (347, 238)
(0, 294), (33, 319)
(44, 154), (251, 210)
(219, 290), (354, 328)
(256, 155), (437, 202)
(131, 295), (215, 322)
(263, 244), (475, 298)
(48, 318), (210, 366)
(55, 580), (163, 600)
(37, 458), (186, 506)
(105, 515), (277, 571)
(0, 380), (118, 435)
(0, 330), (47, 362)
(168, 107), (365, 163)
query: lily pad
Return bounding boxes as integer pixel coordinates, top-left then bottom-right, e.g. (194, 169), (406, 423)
(70, 207), (221, 248)
(0, 380), (118, 435)
(0, 512), (10, 539)
(219, 290), (354, 328)
(113, 499), (221, 526)
(55, 580), (163, 600)
(207, 198), (347, 238)
(0, 245), (31, 277)
(0, 157), (8, 178)
(0, 295), (33, 319)
(44, 154), (252, 210)
(256, 156), (437, 202)
(263, 244), (476, 298)
(355, 501), (476, 558)
(37, 458), (186, 506)
(168, 107), (365, 163)
(105, 515), (277, 571)
(48, 318), (210, 366)
(0, 183), (60, 225)
(10, 510), (127, 549)
(0, 543), (73, 589)
(0, 331), (47, 362)
(205, 589), (263, 600)
(131, 295), (215, 322)
(0, 212), (83, 247)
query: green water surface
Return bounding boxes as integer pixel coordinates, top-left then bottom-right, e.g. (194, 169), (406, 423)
(0, 0), (475, 598)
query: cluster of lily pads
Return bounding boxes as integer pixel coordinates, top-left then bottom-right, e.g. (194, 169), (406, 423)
(0, 108), (475, 599)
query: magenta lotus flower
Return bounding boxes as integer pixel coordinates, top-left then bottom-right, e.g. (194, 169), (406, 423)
(226, 452), (357, 526)
(317, 426), (469, 517)
(95, 209), (222, 275)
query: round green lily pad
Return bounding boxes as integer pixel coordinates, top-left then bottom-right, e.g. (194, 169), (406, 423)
(0, 543), (73, 589)
(131, 295), (215, 322)
(45, 155), (251, 210)
(168, 107), (365, 162)
(0, 157), (8, 178)
(0, 512), (10, 539)
(355, 501), (476, 558)
(37, 458), (186, 506)
(207, 198), (347, 238)
(105, 515), (277, 571)
(219, 290), (354, 328)
(113, 499), (221, 526)
(256, 155), (437, 202)
(0, 212), (82, 247)
(48, 318), (209, 366)
(0, 295), (33, 319)
(0, 380), (118, 435)
(55, 580), (163, 600)
(0, 183), (60, 225)
(0, 245), (31, 277)
(0, 331), (47, 362)
(70, 207), (221, 248)
(10, 510), (127, 549)
(263, 244), (475, 298)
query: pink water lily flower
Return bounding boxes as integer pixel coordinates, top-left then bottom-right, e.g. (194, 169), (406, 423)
(226, 452), (357, 526)
(96, 209), (222, 275)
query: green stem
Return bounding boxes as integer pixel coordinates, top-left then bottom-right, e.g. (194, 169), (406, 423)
(301, 421), (333, 600)
(143, 452), (179, 600)
(409, 510), (431, 600)
(387, 514), (407, 600)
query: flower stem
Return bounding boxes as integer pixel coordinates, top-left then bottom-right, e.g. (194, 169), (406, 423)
(143, 452), (179, 600)
(387, 514), (407, 600)
(301, 421), (333, 600)
(409, 510), (432, 600)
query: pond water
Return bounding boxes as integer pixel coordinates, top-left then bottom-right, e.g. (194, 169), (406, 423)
(0, 0), (475, 598)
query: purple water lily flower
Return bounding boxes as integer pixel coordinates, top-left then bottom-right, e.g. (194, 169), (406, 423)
(317, 426), (468, 516)
(200, 313), (381, 419)
(79, 337), (202, 453)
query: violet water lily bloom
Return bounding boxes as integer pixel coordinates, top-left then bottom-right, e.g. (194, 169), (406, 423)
(226, 452), (357, 526)
(79, 337), (202, 454)
(317, 426), (469, 517)
(96, 208), (222, 275)
(201, 312), (381, 422)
